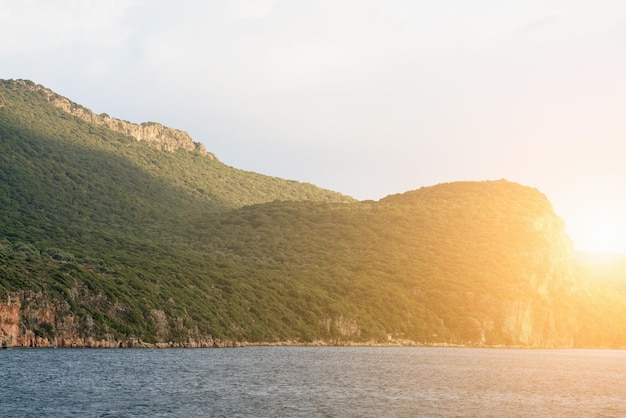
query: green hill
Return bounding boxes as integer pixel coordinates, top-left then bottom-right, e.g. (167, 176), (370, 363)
(0, 79), (624, 348)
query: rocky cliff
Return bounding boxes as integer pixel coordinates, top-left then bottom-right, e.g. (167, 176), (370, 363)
(486, 187), (582, 347)
(500, 213), (580, 347)
(380, 181), (584, 347)
(7, 79), (216, 158)
(0, 291), (242, 348)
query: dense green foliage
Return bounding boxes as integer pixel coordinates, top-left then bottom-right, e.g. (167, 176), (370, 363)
(0, 79), (353, 344)
(1, 79), (625, 347)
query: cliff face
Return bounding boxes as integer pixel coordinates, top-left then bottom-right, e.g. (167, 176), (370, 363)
(9, 80), (217, 158)
(382, 181), (582, 347)
(0, 291), (241, 348)
(492, 197), (580, 347)
(500, 214), (580, 347)
(484, 188), (580, 347)
(0, 291), (118, 348)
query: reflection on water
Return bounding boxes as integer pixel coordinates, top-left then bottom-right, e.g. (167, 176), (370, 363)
(1, 347), (625, 416)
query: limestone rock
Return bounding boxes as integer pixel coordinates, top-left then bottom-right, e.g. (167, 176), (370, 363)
(7, 79), (217, 159)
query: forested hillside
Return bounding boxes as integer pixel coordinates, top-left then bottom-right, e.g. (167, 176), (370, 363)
(0, 80), (624, 348)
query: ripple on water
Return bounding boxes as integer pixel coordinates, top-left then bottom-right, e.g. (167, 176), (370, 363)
(2, 347), (626, 416)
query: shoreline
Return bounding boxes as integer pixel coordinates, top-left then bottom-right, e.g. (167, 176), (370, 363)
(3, 338), (614, 349)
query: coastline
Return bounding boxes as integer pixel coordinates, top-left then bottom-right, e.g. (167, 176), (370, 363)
(2, 337), (595, 349)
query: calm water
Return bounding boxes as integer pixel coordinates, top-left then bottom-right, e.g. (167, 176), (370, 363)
(2, 346), (626, 417)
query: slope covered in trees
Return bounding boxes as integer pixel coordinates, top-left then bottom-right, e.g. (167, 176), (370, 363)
(0, 80), (624, 348)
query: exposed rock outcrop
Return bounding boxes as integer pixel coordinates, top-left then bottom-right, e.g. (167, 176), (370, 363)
(0, 291), (244, 348)
(0, 290), (115, 348)
(5, 79), (217, 158)
(383, 181), (583, 348)
(499, 213), (580, 347)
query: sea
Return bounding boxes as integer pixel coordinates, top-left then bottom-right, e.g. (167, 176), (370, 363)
(1, 346), (626, 417)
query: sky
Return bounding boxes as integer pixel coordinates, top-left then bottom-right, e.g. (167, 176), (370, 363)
(2, 0), (626, 253)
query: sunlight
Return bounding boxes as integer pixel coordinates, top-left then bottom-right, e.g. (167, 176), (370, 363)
(558, 180), (626, 255)
(565, 198), (626, 255)
(576, 213), (621, 253)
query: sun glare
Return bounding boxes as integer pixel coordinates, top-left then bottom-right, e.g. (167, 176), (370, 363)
(560, 182), (626, 255)
(567, 207), (626, 254)
(579, 216), (620, 253)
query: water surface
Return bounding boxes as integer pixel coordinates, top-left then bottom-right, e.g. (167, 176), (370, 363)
(2, 347), (625, 416)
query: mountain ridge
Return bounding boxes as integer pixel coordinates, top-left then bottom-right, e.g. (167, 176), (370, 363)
(5, 79), (215, 157)
(0, 79), (353, 212)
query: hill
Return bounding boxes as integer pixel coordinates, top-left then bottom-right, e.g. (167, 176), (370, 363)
(0, 80), (624, 348)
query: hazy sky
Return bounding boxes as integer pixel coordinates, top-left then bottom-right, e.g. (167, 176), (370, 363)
(3, 0), (626, 252)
